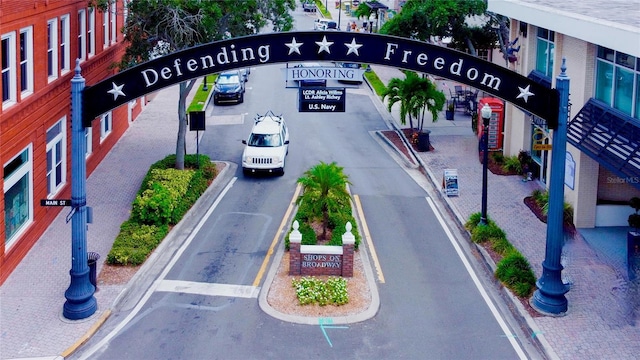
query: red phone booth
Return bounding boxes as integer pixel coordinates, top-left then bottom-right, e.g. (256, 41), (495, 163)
(477, 97), (505, 151)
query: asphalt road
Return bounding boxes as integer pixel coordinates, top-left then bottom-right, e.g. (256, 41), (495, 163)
(70, 7), (541, 359)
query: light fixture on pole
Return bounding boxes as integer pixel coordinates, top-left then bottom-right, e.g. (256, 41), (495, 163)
(478, 103), (492, 226)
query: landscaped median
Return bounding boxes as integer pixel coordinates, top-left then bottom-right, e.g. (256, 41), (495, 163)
(106, 154), (217, 266)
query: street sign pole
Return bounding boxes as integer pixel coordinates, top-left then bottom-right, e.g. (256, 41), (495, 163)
(63, 60), (97, 320)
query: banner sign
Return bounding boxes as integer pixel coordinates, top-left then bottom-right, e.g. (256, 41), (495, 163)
(83, 32), (559, 128)
(285, 66), (364, 82)
(299, 88), (346, 112)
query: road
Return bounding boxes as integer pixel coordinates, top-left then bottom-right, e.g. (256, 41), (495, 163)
(70, 7), (541, 360)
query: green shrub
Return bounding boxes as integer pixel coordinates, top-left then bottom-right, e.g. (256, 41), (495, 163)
(471, 223), (505, 244)
(501, 155), (522, 173)
(491, 236), (515, 256)
(364, 70), (386, 97)
(107, 220), (169, 265)
(490, 151), (505, 164)
(495, 252), (536, 297)
(464, 212), (492, 231)
(131, 168), (195, 226)
(285, 220), (317, 250)
(291, 276), (349, 306)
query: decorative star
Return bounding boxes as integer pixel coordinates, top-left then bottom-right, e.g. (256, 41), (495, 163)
(516, 85), (534, 103)
(344, 38), (363, 56)
(315, 36), (334, 54)
(107, 82), (125, 100)
(285, 37), (303, 55)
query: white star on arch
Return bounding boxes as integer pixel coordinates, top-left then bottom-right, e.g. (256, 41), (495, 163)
(107, 82), (125, 100)
(344, 38), (363, 56)
(315, 36), (334, 54)
(285, 37), (303, 55)
(516, 85), (534, 103)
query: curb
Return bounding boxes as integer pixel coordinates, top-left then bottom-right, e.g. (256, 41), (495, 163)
(364, 71), (558, 360)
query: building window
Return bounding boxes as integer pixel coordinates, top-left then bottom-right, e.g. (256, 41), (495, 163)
(110, 2), (117, 44)
(46, 119), (67, 196)
(535, 28), (554, 78)
(77, 10), (86, 61)
(59, 15), (71, 73)
(47, 19), (58, 81)
(4, 146), (33, 247)
(103, 10), (109, 48)
(85, 127), (92, 158)
(2, 32), (17, 108)
(19, 27), (33, 97)
(100, 111), (112, 141)
(88, 8), (95, 57)
(595, 46), (639, 119)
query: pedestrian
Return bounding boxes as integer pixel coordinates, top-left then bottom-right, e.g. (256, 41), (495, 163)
(346, 21), (351, 31)
(351, 22), (356, 31)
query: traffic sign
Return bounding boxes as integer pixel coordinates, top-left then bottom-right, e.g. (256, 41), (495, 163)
(40, 199), (71, 206)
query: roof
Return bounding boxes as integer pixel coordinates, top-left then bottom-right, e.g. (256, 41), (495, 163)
(253, 116), (283, 134)
(488, 0), (640, 57)
(361, 1), (389, 11)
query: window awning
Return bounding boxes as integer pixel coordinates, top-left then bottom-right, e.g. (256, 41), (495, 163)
(567, 98), (640, 189)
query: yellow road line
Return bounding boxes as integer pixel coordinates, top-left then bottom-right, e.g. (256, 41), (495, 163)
(253, 183), (302, 287)
(354, 195), (385, 283)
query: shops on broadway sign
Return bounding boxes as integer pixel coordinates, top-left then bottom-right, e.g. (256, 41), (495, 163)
(83, 31), (559, 128)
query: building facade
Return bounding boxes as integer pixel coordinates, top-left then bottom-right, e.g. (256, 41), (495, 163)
(487, 0), (640, 228)
(1, 0), (143, 284)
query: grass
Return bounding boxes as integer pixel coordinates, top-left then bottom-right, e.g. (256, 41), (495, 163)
(187, 74), (217, 113)
(364, 69), (386, 97)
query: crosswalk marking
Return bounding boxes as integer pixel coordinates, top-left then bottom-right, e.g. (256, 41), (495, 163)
(156, 279), (260, 298)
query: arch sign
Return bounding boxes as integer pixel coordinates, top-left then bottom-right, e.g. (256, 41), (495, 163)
(83, 31), (559, 128)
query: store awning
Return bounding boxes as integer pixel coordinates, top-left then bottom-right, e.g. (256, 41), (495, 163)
(567, 98), (640, 189)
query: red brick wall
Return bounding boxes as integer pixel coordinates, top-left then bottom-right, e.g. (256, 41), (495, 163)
(0, 0), (129, 284)
(289, 245), (354, 277)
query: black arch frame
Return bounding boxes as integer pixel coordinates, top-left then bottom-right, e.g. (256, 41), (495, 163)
(83, 31), (559, 128)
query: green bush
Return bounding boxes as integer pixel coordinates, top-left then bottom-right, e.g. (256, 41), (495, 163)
(495, 252), (536, 297)
(491, 236), (515, 256)
(501, 155), (522, 174)
(490, 151), (505, 164)
(109, 154), (217, 267)
(464, 212), (493, 232)
(291, 276), (349, 306)
(471, 223), (505, 244)
(107, 220), (169, 265)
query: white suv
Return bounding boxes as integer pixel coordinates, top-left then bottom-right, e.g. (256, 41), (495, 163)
(242, 112), (289, 176)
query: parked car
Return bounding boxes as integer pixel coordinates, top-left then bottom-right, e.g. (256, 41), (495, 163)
(336, 62), (364, 84)
(213, 70), (245, 105)
(240, 68), (250, 82)
(302, 1), (316, 12)
(313, 18), (336, 30)
(293, 63), (327, 87)
(242, 111), (289, 176)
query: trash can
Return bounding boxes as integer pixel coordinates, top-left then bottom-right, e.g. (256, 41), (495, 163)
(88, 252), (100, 289)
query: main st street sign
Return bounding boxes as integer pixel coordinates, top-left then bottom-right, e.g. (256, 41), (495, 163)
(83, 31), (559, 128)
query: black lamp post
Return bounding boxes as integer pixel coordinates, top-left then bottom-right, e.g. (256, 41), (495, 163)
(479, 103), (492, 226)
(202, 76), (208, 91)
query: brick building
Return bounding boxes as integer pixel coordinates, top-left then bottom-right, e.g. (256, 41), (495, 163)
(487, 0), (640, 228)
(1, 0), (143, 283)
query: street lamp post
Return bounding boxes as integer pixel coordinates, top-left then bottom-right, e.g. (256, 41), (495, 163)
(202, 76), (208, 91)
(479, 103), (492, 226)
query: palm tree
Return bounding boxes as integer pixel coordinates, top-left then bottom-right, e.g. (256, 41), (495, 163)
(382, 71), (446, 134)
(297, 162), (351, 240)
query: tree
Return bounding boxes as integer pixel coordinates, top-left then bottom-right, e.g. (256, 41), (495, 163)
(381, 71), (446, 134)
(90, 0), (295, 169)
(379, 0), (494, 56)
(296, 162), (351, 241)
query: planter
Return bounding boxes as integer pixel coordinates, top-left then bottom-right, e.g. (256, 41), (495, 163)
(417, 131), (431, 152)
(445, 110), (454, 120)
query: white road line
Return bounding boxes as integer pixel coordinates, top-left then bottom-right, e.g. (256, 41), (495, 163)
(157, 280), (260, 298)
(78, 178), (237, 360)
(426, 197), (528, 360)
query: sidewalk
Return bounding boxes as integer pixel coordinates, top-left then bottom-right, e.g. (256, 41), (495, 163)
(0, 85), (200, 360)
(370, 62), (640, 359)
